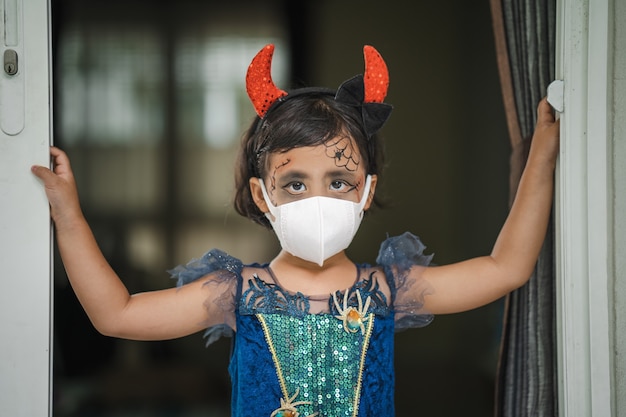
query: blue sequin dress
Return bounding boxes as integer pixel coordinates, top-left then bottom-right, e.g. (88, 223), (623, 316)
(170, 232), (434, 417)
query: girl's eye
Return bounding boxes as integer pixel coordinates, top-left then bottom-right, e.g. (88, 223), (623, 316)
(330, 180), (351, 192)
(284, 181), (306, 194)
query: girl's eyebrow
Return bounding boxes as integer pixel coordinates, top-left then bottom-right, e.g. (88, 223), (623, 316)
(276, 170), (309, 181)
(325, 169), (359, 178)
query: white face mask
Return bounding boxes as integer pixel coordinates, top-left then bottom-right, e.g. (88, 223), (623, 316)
(259, 175), (372, 266)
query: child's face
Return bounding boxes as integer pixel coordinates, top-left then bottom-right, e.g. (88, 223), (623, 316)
(249, 136), (377, 212)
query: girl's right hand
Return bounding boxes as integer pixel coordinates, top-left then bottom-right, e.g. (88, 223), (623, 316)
(31, 146), (84, 229)
(30, 146), (213, 341)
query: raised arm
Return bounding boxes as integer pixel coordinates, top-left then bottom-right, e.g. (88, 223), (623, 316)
(420, 98), (560, 314)
(32, 147), (213, 340)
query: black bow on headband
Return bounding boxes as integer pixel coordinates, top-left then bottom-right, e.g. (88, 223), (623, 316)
(335, 74), (393, 137)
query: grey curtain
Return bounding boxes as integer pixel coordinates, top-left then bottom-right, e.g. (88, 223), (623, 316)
(489, 1), (558, 416)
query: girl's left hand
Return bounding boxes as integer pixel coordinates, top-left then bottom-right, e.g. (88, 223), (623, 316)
(528, 97), (561, 168)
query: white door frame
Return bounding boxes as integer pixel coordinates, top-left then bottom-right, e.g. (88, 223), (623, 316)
(555, 0), (615, 415)
(0, 1), (53, 416)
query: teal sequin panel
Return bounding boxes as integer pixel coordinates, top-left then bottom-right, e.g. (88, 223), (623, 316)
(260, 313), (372, 417)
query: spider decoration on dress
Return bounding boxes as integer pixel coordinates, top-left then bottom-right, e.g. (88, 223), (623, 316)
(270, 388), (318, 417)
(332, 289), (372, 335)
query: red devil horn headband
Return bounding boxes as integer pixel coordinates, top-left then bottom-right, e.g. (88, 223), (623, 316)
(362, 45), (389, 103)
(245, 44), (288, 118)
(245, 44), (392, 136)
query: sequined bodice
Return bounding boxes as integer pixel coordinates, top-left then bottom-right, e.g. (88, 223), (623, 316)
(256, 313), (374, 416)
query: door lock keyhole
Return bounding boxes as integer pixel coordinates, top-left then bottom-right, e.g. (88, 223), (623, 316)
(4, 50), (18, 76)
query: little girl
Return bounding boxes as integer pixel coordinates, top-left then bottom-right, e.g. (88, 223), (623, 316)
(32, 44), (559, 417)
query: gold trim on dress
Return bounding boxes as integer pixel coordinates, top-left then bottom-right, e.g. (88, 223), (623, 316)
(352, 313), (375, 417)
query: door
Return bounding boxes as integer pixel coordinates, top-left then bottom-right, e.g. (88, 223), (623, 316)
(0, 0), (53, 416)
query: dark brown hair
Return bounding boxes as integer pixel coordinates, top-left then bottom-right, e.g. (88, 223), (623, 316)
(234, 91), (386, 228)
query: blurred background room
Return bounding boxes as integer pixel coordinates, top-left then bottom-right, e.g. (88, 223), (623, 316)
(51, 0), (510, 415)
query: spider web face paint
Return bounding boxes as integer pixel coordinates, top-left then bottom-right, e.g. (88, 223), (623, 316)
(267, 158), (291, 204)
(350, 179), (363, 194)
(324, 136), (360, 172)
